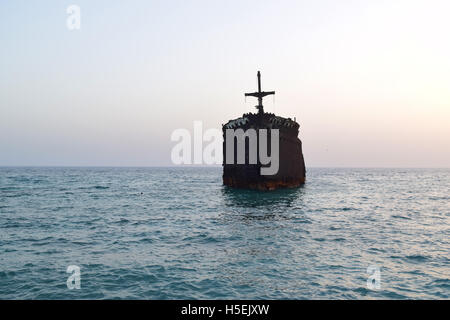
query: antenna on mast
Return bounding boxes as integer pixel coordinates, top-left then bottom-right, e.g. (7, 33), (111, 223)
(244, 71), (275, 114)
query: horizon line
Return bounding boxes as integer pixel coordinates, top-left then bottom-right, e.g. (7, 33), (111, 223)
(0, 165), (449, 169)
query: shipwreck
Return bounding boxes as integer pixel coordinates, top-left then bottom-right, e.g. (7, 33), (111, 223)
(222, 71), (306, 190)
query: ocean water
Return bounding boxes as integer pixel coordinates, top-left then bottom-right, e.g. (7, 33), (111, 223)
(0, 167), (448, 299)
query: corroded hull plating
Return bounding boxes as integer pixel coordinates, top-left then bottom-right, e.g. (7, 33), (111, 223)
(223, 176), (306, 190)
(222, 112), (306, 190)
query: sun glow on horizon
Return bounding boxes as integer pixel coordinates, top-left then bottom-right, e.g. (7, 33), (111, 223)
(0, 0), (449, 167)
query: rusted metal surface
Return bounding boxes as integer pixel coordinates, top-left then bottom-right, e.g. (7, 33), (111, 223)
(222, 72), (306, 190)
(222, 112), (306, 190)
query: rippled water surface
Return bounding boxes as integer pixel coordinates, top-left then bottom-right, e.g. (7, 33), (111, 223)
(0, 167), (449, 299)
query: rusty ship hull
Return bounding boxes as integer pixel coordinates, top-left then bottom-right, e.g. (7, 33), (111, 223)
(222, 111), (306, 190)
(222, 71), (306, 190)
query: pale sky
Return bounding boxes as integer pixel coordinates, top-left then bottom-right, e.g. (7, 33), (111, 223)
(1, 0), (449, 167)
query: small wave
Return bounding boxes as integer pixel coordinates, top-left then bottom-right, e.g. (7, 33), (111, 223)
(341, 207), (358, 211)
(429, 196), (449, 201)
(3, 192), (33, 198)
(51, 206), (74, 212)
(93, 186), (109, 190)
(139, 238), (154, 243)
(293, 218), (311, 224)
(0, 270), (17, 278)
(431, 279), (450, 289)
(182, 234), (220, 243)
(405, 254), (429, 262)
(78, 185), (110, 190)
(2, 222), (30, 229)
(114, 218), (130, 225)
(392, 215), (411, 220)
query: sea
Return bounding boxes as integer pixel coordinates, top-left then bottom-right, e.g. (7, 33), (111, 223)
(0, 167), (448, 299)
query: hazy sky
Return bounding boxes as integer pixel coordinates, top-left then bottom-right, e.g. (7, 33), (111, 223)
(1, 0), (449, 167)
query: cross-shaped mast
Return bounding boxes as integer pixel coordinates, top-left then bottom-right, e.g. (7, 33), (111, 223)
(245, 71), (275, 114)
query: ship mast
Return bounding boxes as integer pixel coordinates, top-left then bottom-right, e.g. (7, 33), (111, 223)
(245, 71), (275, 114)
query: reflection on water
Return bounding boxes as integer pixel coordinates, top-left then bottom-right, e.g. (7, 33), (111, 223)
(221, 185), (303, 208)
(220, 185), (306, 223)
(218, 186), (310, 297)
